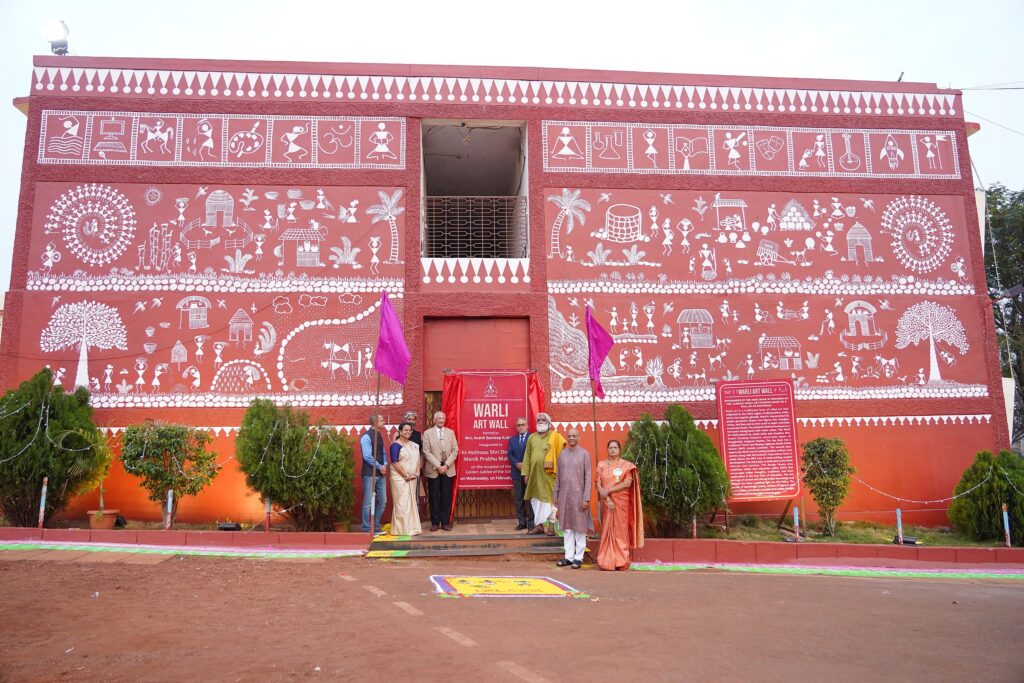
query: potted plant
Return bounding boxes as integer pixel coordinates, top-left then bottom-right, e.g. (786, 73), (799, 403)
(75, 428), (119, 529)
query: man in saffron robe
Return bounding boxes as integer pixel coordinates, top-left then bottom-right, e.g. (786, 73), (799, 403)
(521, 412), (566, 535)
(596, 439), (644, 570)
(553, 428), (593, 568)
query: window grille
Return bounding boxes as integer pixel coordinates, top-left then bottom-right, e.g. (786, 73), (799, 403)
(424, 196), (528, 258)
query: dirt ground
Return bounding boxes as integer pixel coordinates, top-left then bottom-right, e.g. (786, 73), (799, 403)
(0, 553), (1022, 682)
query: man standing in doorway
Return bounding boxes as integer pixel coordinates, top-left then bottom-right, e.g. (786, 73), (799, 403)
(360, 413), (388, 535)
(422, 410), (459, 531)
(554, 428), (593, 568)
(507, 417), (535, 531)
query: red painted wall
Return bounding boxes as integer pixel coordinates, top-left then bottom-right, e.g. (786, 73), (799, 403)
(3, 57), (1007, 525)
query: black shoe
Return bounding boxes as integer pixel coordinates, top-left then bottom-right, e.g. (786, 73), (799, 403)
(556, 559), (572, 567)
(571, 560), (583, 569)
(514, 523), (527, 531)
(442, 524), (452, 531)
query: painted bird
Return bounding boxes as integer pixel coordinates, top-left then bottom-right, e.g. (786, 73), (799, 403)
(859, 197), (875, 212)
(658, 193), (675, 205)
(196, 186), (209, 198)
(217, 299), (227, 309)
(132, 301), (147, 314)
(150, 297), (164, 308)
(598, 193), (612, 203)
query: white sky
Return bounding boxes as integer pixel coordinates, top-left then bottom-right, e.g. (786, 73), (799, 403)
(1, 0), (1021, 291)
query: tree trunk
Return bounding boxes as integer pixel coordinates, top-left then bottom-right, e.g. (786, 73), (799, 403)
(387, 217), (400, 263)
(927, 334), (941, 383)
(549, 212), (566, 257)
(74, 340), (90, 389)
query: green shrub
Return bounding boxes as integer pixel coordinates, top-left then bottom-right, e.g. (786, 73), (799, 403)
(235, 399), (354, 531)
(623, 404), (730, 536)
(0, 368), (106, 526)
(948, 450), (1024, 545)
(801, 437), (856, 536)
(121, 422), (218, 526)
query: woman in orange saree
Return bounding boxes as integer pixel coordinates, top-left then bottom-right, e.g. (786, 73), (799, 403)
(596, 440), (644, 571)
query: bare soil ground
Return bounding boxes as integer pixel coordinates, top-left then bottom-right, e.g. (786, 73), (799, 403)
(1, 552), (1022, 682)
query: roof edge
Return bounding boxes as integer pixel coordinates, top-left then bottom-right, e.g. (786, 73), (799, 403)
(30, 55), (957, 95)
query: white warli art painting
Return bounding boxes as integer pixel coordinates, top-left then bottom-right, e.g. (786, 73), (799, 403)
(38, 110), (406, 170)
(543, 121), (960, 179)
(29, 182), (407, 408)
(545, 187), (987, 404)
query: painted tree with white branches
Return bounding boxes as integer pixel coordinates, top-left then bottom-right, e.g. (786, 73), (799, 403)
(367, 189), (406, 264)
(40, 301), (128, 389)
(548, 188), (591, 258)
(895, 301), (969, 383)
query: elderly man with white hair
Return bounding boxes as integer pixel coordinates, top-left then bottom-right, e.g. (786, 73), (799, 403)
(521, 412), (567, 535)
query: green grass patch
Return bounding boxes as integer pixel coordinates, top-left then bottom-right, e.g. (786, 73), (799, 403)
(696, 515), (1004, 547)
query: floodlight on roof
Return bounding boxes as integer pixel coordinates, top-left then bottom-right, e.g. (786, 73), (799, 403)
(44, 20), (69, 56)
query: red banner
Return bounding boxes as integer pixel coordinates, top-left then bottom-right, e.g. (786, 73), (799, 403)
(716, 379), (800, 501)
(443, 370), (544, 491)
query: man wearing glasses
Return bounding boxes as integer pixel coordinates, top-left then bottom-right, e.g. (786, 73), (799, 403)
(521, 412), (567, 535)
(507, 417), (535, 531)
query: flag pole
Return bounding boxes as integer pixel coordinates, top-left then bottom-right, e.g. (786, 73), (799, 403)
(591, 379), (602, 531)
(369, 371), (382, 544)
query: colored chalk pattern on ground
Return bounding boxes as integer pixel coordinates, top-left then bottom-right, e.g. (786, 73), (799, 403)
(431, 575), (588, 598)
(631, 562), (1024, 580)
(0, 541), (364, 559)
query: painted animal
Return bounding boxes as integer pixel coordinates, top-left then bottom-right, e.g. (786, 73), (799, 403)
(139, 120), (175, 154)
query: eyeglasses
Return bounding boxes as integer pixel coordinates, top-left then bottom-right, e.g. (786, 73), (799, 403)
(516, 423), (527, 427)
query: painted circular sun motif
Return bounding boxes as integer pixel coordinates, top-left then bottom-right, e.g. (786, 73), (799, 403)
(880, 195), (954, 273)
(45, 184), (137, 267)
(143, 186), (163, 206)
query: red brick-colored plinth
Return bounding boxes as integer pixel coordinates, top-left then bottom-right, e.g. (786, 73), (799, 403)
(914, 547), (957, 563)
(754, 542), (799, 563)
(955, 547), (998, 564)
(795, 543), (838, 560)
(136, 530), (188, 546)
(672, 539), (717, 563)
(90, 530), (138, 544)
(41, 529), (91, 543)
(716, 541), (757, 563)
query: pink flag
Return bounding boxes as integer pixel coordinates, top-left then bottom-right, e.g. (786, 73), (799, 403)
(375, 291), (411, 385)
(585, 305), (614, 399)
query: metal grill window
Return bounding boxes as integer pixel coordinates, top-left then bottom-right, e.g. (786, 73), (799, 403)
(424, 196), (528, 258)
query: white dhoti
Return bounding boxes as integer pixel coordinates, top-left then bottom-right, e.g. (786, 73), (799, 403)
(531, 500), (555, 526)
(563, 529), (588, 562)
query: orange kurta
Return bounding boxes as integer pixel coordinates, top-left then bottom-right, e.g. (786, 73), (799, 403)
(596, 459), (644, 571)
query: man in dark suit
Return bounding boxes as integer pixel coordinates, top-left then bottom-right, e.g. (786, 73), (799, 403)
(507, 417), (535, 531)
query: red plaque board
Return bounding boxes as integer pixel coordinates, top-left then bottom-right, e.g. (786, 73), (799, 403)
(716, 379), (800, 501)
(445, 370), (538, 490)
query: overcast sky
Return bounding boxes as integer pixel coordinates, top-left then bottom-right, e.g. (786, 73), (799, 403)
(1, 0), (1021, 292)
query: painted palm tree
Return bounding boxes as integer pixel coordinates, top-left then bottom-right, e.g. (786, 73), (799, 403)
(548, 188), (591, 258)
(367, 189), (406, 264)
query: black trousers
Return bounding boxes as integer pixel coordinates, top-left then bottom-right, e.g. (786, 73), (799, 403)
(511, 476), (533, 527)
(427, 475), (453, 526)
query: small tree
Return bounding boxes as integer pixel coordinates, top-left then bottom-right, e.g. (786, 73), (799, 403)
(800, 437), (856, 536)
(0, 368), (107, 526)
(120, 422), (218, 526)
(623, 404), (730, 536)
(235, 399), (354, 531)
(949, 450), (1024, 546)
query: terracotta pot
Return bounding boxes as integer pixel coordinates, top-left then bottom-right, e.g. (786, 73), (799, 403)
(87, 509), (120, 530)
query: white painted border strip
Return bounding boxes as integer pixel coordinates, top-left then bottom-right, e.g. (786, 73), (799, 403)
(32, 67), (960, 119)
(93, 414), (992, 436)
